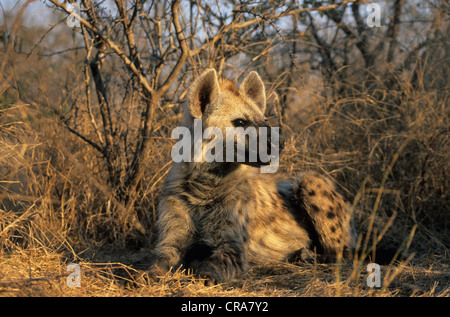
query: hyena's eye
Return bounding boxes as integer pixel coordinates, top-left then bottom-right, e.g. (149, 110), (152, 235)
(232, 119), (248, 127)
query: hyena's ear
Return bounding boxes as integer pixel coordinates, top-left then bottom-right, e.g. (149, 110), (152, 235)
(240, 71), (266, 113)
(189, 69), (220, 118)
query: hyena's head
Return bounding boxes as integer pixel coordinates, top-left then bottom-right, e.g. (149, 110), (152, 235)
(184, 68), (281, 173)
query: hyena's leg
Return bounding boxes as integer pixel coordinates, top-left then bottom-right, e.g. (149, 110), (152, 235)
(291, 171), (355, 262)
(150, 196), (194, 272)
(195, 222), (248, 284)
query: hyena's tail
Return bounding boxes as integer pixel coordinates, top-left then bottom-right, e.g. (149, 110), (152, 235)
(289, 171), (355, 262)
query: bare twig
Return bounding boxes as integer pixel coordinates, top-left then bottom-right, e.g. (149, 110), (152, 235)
(48, 0), (154, 96)
(386, 0), (405, 63)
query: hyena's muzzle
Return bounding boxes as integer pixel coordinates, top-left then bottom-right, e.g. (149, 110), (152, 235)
(227, 120), (284, 167)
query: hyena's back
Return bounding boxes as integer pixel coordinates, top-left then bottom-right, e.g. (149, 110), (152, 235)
(245, 174), (310, 264)
(243, 171), (354, 265)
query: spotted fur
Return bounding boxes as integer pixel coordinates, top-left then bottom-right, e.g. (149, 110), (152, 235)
(149, 69), (355, 283)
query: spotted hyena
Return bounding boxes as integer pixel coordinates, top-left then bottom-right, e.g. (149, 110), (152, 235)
(148, 69), (355, 284)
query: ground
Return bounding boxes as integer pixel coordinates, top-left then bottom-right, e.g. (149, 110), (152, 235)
(1, 247), (448, 297)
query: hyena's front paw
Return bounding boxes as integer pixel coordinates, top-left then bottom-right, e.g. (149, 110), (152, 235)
(287, 248), (317, 264)
(134, 254), (174, 286)
(195, 258), (245, 285)
(197, 265), (220, 286)
(196, 262), (235, 286)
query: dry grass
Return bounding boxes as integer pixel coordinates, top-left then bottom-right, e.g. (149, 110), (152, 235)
(1, 247), (449, 297)
(0, 0), (449, 298)
(1, 69), (448, 297)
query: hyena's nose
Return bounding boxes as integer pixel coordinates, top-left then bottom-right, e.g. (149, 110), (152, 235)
(262, 121), (284, 153)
